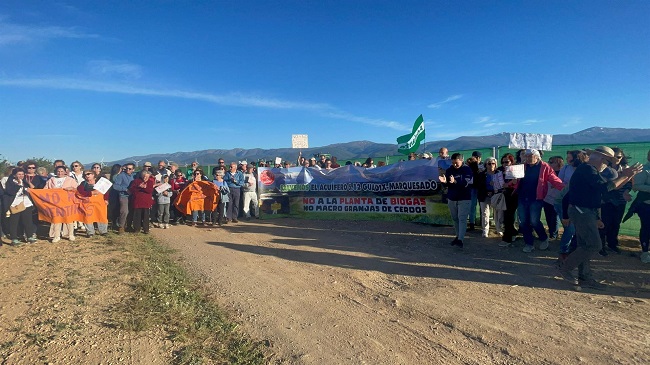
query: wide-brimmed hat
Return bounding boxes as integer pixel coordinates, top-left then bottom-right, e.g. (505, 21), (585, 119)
(585, 146), (616, 163)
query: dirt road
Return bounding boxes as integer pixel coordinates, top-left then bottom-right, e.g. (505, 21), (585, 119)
(153, 219), (650, 365)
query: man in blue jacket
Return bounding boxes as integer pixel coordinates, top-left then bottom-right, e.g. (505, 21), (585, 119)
(224, 162), (244, 223)
(112, 163), (135, 233)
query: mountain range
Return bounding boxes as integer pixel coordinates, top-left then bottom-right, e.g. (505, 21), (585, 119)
(110, 127), (650, 166)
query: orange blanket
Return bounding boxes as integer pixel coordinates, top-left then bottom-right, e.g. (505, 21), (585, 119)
(174, 181), (219, 214)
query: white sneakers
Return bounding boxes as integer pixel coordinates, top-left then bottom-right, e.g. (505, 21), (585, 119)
(539, 239), (549, 251)
(69, 235), (76, 241)
(51, 237), (61, 243)
(522, 245), (534, 253)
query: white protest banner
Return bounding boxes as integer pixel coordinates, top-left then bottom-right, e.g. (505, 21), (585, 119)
(155, 182), (171, 194)
(292, 134), (309, 149)
(93, 177), (113, 195)
(505, 164), (525, 179)
(508, 133), (553, 150)
(275, 157), (282, 165)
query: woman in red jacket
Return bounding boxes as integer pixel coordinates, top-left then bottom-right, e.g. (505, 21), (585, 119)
(129, 170), (155, 234)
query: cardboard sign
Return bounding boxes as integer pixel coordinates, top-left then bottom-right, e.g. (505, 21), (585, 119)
(292, 134), (309, 149)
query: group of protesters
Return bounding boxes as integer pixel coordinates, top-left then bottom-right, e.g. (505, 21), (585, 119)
(0, 158), (264, 245)
(437, 145), (650, 289)
(2, 148), (650, 290)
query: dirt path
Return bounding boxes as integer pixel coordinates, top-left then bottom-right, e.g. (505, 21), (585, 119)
(153, 219), (650, 365)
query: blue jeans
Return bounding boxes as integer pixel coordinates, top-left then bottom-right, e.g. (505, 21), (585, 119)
(469, 189), (478, 224)
(191, 210), (205, 223)
(555, 202), (576, 254)
(85, 222), (108, 235)
(517, 198), (547, 246)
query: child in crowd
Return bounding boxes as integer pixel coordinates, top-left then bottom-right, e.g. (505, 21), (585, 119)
(156, 175), (172, 229)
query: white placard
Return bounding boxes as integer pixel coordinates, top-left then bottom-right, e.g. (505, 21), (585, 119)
(505, 164), (525, 179)
(93, 177), (113, 195)
(155, 182), (171, 194)
(292, 134), (309, 149)
(275, 157), (282, 165)
(508, 133), (553, 150)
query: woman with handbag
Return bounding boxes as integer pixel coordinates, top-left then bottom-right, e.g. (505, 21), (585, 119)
(4, 168), (37, 246)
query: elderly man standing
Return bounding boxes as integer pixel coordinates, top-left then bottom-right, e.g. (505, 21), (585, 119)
(112, 163), (135, 234)
(515, 149), (565, 253)
(224, 162), (244, 223)
(559, 146), (641, 289)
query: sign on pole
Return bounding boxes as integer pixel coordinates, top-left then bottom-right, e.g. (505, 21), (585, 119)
(292, 134), (309, 149)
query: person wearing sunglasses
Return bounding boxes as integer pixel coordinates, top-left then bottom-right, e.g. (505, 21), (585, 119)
(77, 170), (109, 237)
(69, 161), (85, 186)
(44, 165), (78, 243)
(112, 163), (135, 234)
(23, 160), (46, 190)
(129, 170), (155, 234)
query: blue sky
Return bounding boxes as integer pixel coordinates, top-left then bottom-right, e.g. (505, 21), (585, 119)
(1, 1), (649, 164)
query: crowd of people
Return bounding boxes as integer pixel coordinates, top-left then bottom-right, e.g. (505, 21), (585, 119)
(438, 145), (649, 289)
(2, 147), (649, 290)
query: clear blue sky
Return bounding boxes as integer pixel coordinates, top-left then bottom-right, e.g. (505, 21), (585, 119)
(1, 1), (649, 164)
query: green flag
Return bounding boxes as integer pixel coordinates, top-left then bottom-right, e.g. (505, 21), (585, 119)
(397, 115), (425, 155)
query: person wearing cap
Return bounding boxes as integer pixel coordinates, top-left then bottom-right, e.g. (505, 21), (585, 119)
(559, 146), (642, 288)
(513, 149), (564, 253)
(155, 160), (171, 184)
(438, 153), (474, 248)
(308, 157), (321, 169)
(238, 160), (248, 172)
(631, 148), (650, 264)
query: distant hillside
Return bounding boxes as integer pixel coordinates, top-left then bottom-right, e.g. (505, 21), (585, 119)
(110, 127), (650, 166)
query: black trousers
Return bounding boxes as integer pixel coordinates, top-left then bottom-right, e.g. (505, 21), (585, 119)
(502, 189), (519, 243)
(10, 206), (35, 240)
(132, 208), (150, 233)
(599, 202), (626, 249)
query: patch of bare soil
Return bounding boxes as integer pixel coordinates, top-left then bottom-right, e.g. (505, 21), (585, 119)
(1, 218), (648, 365)
(153, 218), (650, 365)
(0, 235), (170, 364)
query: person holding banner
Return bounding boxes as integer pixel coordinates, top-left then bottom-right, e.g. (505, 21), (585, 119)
(129, 170), (155, 234)
(45, 165), (78, 242)
(439, 153), (474, 248)
(4, 168), (38, 246)
(514, 149), (564, 253)
(77, 170), (109, 237)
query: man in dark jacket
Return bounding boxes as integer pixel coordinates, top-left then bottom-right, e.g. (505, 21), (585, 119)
(439, 153), (473, 248)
